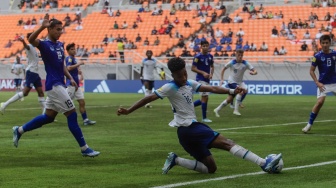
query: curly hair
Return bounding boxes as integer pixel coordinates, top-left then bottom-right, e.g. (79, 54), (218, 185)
(168, 57), (185, 73)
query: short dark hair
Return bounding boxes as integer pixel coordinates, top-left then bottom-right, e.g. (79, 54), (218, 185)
(66, 43), (75, 51)
(49, 19), (63, 28)
(200, 40), (209, 46)
(168, 57), (185, 73)
(236, 49), (244, 54)
(320, 35), (331, 43)
(27, 32), (32, 39)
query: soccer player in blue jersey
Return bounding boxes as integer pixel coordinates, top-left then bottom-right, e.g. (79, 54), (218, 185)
(117, 57), (282, 174)
(302, 35), (336, 133)
(1, 33), (46, 115)
(65, 43), (96, 126)
(191, 40), (214, 123)
(12, 14), (100, 157)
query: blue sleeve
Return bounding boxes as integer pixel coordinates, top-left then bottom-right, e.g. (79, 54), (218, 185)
(65, 57), (72, 67)
(209, 55), (214, 65)
(37, 40), (47, 54)
(311, 55), (318, 67)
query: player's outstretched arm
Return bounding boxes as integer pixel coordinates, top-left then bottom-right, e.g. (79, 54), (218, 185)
(199, 85), (246, 95)
(18, 37), (30, 50)
(117, 94), (159, 115)
(29, 14), (50, 47)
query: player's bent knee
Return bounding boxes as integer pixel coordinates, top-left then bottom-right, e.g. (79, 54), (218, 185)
(207, 165), (217, 173)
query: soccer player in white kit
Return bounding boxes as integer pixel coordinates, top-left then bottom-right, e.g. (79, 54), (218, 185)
(1, 34), (46, 115)
(140, 50), (157, 108)
(117, 57), (282, 174)
(214, 49), (257, 116)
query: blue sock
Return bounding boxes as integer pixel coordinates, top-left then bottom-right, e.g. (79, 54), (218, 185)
(22, 114), (54, 132)
(81, 112), (88, 121)
(201, 102), (207, 119)
(308, 112), (317, 125)
(194, 100), (201, 107)
(241, 93), (247, 102)
(67, 112), (86, 147)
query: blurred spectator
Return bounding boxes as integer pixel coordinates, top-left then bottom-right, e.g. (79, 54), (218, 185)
(273, 47), (279, 55)
(216, 44), (223, 52)
(210, 37), (218, 49)
(199, 15), (206, 25)
(76, 45), (85, 57)
(303, 30), (311, 39)
(226, 44), (232, 51)
(184, 20), (191, 28)
(133, 22), (138, 29)
(250, 43), (257, 51)
(271, 26), (279, 37)
(75, 8), (82, 19)
(324, 12), (331, 21)
(82, 49), (90, 58)
(125, 40), (132, 49)
(152, 7), (160, 16)
(279, 46), (287, 55)
(138, 5), (145, 13)
(158, 25), (166, 34)
(188, 41), (195, 49)
(170, 4), (176, 15)
(109, 51), (116, 59)
(143, 37), (149, 46)
(287, 31), (296, 40)
(108, 34), (115, 43)
(315, 30), (323, 39)
(243, 42), (250, 51)
(186, 4), (192, 11)
(259, 42), (268, 51)
(90, 45), (98, 55)
(326, 23), (332, 32)
(301, 41), (308, 51)
(215, 28), (224, 38)
(258, 4), (264, 12)
(75, 22), (83, 31)
(206, 2), (212, 11)
(236, 28), (245, 37)
(136, 14), (143, 22)
(144, 5), (151, 12)
(242, 4), (248, 12)
(231, 50), (236, 57)
(122, 21), (128, 29)
(311, 0), (321, 7)
(121, 34), (127, 42)
(113, 21), (119, 29)
(221, 14), (232, 23)
(177, 38), (185, 48)
(4, 40), (13, 48)
(136, 34), (142, 42)
(116, 10), (121, 17)
(39, 17), (43, 25)
(154, 37), (160, 46)
(309, 20), (315, 28)
(174, 17), (180, 25)
(102, 34), (109, 45)
(151, 27), (158, 35)
(31, 17), (37, 25)
(210, 10), (218, 22)
(117, 39), (125, 63)
(104, 0), (109, 6)
(164, 16), (169, 25)
(108, 7), (114, 17)
(63, 14), (71, 27)
(14, 33), (20, 41)
(98, 45), (104, 53)
(279, 10), (284, 18)
(101, 6), (108, 14)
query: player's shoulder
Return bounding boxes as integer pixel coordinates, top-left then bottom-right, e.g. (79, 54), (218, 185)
(194, 53), (202, 58)
(331, 50), (336, 55)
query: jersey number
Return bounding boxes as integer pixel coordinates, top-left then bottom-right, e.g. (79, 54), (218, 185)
(65, 99), (74, 108)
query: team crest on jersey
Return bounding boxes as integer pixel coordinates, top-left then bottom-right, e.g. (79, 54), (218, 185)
(321, 57), (325, 61)
(194, 58), (198, 63)
(50, 46), (55, 51)
(312, 57), (316, 62)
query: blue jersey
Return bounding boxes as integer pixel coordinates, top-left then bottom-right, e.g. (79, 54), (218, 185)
(192, 53), (214, 83)
(37, 38), (65, 91)
(312, 50), (336, 84)
(65, 56), (79, 86)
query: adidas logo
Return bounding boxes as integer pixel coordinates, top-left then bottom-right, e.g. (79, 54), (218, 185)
(93, 80), (110, 93)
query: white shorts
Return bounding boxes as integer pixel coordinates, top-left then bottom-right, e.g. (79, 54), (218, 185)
(46, 85), (75, 114)
(66, 85), (84, 100)
(198, 81), (210, 96)
(317, 83), (336, 98)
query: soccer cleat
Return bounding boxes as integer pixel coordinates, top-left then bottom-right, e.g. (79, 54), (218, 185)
(84, 119), (96, 126)
(12, 126), (21, 148)
(213, 108), (220, 117)
(20, 97), (24, 101)
(145, 103), (152, 108)
(302, 123), (312, 133)
(202, 118), (212, 123)
(239, 103), (245, 108)
(81, 148), (100, 157)
(230, 104), (235, 109)
(233, 111), (241, 116)
(261, 153), (282, 172)
(0, 102), (5, 115)
(162, 152), (177, 174)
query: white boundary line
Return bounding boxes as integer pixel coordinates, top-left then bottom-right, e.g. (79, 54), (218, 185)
(223, 131), (336, 137)
(152, 160), (336, 188)
(216, 120), (336, 131)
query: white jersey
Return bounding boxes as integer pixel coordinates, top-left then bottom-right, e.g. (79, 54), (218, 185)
(225, 59), (253, 84)
(12, 63), (25, 79)
(142, 58), (157, 81)
(154, 79), (201, 127)
(25, 44), (39, 73)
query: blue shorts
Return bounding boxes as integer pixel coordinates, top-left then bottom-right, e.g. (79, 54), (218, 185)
(177, 122), (219, 161)
(143, 80), (154, 90)
(14, 79), (22, 87)
(25, 71), (42, 88)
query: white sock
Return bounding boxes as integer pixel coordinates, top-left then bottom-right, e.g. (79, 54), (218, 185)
(38, 97), (46, 114)
(234, 95), (242, 112)
(145, 89), (150, 96)
(3, 92), (24, 108)
(18, 126), (24, 134)
(216, 100), (228, 111)
(229, 145), (266, 166)
(81, 144), (89, 151)
(176, 157), (209, 173)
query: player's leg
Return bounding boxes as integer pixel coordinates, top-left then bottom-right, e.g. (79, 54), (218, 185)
(302, 86), (329, 133)
(214, 95), (234, 117)
(17, 79), (24, 101)
(201, 94), (211, 122)
(56, 86), (99, 157)
(0, 86), (31, 115)
(144, 81), (152, 108)
(233, 83), (247, 116)
(193, 82), (203, 107)
(34, 74), (46, 114)
(210, 134), (282, 172)
(78, 99), (96, 126)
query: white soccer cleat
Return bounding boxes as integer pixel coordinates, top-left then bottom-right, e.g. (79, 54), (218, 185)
(233, 111), (241, 116)
(0, 102), (5, 115)
(20, 97), (24, 101)
(302, 123), (312, 133)
(202, 118), (212, 123)
(230, 104), (235, 109)
(213, 108), (220, 117)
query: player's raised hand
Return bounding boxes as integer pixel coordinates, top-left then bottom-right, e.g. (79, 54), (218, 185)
(117, 108), (129, 116)
(17, 37), (24, 43)
(41, 14), (51, 28)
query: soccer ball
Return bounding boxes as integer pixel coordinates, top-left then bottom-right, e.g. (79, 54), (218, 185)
(264, 154), (284, 174)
